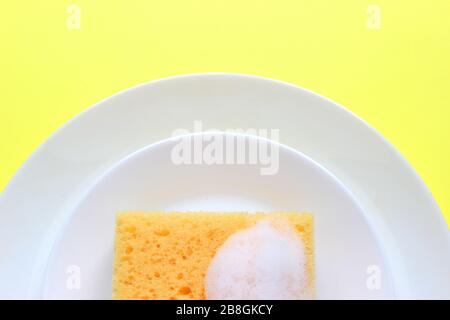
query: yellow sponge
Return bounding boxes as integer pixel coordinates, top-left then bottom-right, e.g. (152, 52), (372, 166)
(113, 212), (314, 300)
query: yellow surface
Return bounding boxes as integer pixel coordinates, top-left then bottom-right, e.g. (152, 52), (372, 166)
(113, 212), (313, 300)
(0, 1), (449, 225)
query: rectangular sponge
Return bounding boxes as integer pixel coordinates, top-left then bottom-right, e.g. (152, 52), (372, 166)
(113, 212), (314, 300)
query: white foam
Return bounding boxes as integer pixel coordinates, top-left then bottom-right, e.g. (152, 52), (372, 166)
(205, 219), (311, 300)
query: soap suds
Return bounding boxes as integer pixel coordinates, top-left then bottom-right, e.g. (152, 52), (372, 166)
(205, 219), (311, 300)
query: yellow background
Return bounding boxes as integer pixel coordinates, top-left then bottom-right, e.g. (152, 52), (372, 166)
(1, 1), (449, 225)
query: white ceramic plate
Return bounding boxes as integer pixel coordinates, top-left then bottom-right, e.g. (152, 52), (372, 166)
(43, 133), (393, 299)
(0, 74), (448, 299)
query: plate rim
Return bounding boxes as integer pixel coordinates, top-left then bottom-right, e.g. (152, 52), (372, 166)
(3, 73), (444, 216)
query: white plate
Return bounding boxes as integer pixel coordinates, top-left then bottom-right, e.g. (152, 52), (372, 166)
(0, 74), (448, 299)
(43, 133), (393, 299)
